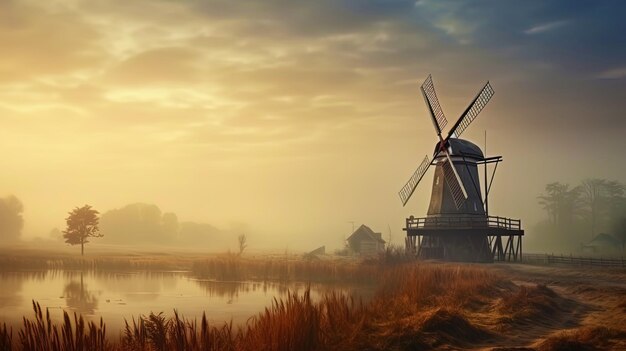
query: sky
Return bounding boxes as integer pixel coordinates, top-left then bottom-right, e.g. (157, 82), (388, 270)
(1, 0), (625, 250)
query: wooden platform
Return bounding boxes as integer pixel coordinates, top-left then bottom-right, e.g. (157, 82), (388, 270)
(404, 215), (524, 262)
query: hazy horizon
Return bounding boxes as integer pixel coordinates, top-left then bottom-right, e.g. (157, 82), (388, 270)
(1, 0), (625, 250)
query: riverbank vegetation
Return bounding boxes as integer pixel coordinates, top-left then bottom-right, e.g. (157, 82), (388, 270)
(2, 253), (624, 350)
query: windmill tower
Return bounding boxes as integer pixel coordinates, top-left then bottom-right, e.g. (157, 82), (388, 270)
(399, 75), (523, 262)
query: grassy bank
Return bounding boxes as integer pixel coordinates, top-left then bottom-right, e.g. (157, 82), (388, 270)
(1, 249), (625, 350)
(0, 246), (409, 284)
(3, 261), (624, 350)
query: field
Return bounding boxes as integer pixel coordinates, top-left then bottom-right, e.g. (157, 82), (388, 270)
(0, 248), (625, 350)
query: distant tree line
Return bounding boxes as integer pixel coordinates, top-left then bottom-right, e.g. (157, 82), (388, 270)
(97, 203), (228, 247)
(0, 196), (234, 251)
(537, 178), (626, 252)
(0, 195), (24, 243)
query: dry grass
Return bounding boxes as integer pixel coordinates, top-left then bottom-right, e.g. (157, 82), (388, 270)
(16, 301), (108, 351)
(190, 254), (381, 284)
(0, 255), (193, 272)
(0, 263), (506, 351)
(537, 326), (626, 351)
(2, 256), (622, 350)
(1, 323), (12, 350)
(496, 284), (562, 324)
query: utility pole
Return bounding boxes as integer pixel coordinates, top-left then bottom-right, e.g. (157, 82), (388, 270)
(484, 130), (489, 216)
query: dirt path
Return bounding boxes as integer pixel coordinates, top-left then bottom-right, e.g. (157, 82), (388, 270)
(482, 263), (626, 350)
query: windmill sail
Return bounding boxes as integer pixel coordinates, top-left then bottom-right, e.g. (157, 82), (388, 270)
(421, 75), (447, 135)
(448, 81), (494, 139)
(442, 152), (468, 209)
(399, 155), (431, 206)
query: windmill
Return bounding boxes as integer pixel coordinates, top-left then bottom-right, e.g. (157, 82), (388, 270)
(400, 75), (524, 262)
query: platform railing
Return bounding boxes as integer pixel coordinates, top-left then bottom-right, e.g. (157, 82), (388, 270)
(405, 215), (522, 231)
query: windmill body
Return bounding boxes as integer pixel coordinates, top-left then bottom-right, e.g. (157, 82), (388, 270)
(400, 75), (523, 263)
(428, 139), (484, 217)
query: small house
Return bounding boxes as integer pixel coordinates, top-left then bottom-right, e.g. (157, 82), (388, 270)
(581, 233), (621, 255)
(346, 224), (386, 256)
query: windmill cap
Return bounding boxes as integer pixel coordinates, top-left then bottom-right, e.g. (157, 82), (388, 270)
(433, 138), (484, 159)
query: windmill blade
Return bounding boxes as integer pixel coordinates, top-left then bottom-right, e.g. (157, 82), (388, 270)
(399, 155), (431, 206)
(447, 81), (494, 139)
(441, 151), (468, 209)
(421, 75), (448, 135)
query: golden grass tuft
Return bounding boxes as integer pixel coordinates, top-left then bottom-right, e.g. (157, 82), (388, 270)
(418, 308), (491, 342)
(496, 284), (561, 324)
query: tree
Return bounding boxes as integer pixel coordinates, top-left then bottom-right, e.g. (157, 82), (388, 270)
(49, 227), (63, 241)
(238, 234), (247, 255)
(0, 195), (24, 243)
(609, 194), (626, 253)
(537, 182), (582, 226)
(63, 205), (101, 256)
(613, 215), (626, 254)
(99, 203), (177, 245)
(162, 212), (179, 238)
(581, 179), (608, 239)
(580, 179), (626, 239)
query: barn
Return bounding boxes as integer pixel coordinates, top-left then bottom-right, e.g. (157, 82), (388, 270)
(347, 224), (386, 256)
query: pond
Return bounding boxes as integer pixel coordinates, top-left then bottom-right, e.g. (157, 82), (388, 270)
(0, 270), (373, 336)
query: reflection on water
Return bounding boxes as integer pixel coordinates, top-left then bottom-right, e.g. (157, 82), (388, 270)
(0, 270), (372, 334)
(63, 273), (98, 315)
(0, 272), (24, 309)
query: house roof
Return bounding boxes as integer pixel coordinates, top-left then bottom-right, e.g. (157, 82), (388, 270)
(347, 224), (386, 244)
(586, 233), (620, 247)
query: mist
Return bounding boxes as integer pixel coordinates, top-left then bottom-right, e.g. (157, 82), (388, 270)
(0, 0), (625, 253)
(2, 2), (626, 350)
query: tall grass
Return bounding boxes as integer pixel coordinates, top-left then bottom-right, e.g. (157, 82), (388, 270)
(17, 301), (107, 351)
(0, 323), (12, 350)
(190, 254), (382, 284)
(8, 257), (622, 350)
(0, 255), (193, 272)
(2, 263), (512, 351)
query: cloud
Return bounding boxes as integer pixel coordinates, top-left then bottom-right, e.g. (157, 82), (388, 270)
(0, 1), (105, 82)
(595, 66), (626, 79)
(2, 0), (626, 245)
(104, 47), (205, 86)
(524, 20), (568, 35)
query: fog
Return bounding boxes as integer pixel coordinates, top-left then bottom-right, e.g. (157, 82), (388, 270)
(1, 0), (625, 252)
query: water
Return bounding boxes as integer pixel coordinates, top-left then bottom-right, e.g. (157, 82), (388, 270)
(0, 270), (370, 336)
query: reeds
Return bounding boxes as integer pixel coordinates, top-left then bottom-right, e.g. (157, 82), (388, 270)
(5, 263), (590, 351)
(17, 301), (108, 351)
(0, 254), (193, 272)
(190, 254), (381, 284)
(0, 323), (12, 350)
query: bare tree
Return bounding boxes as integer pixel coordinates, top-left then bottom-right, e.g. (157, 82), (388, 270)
(238, 234), (247, 255)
